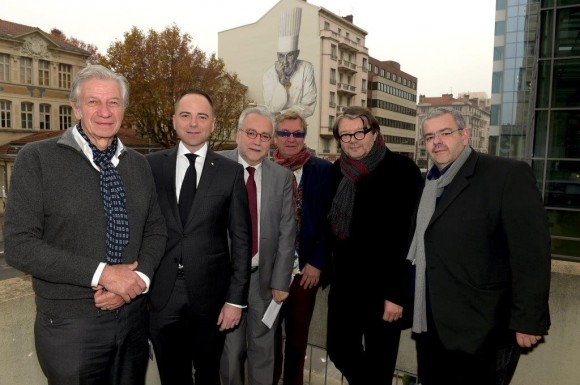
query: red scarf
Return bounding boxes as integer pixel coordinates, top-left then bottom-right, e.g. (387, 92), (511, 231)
(272, 147), (311, 171)
(273, 147), (311, 250)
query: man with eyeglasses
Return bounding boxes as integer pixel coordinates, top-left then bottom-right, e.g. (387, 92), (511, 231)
(219, 106), (296, 385)
(271, 111), (333, 385)
(407, 107), (551, 384)
(327, 106), (423, 384)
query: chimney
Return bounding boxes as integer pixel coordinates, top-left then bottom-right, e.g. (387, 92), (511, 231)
(343, 15), (354, 23)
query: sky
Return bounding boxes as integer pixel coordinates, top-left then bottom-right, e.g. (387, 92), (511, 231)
(3, 0), (496, 98)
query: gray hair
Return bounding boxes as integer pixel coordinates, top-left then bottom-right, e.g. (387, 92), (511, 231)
(69, 64), (129, 109)
(420, 107), (466, 134)
(237, 106), (276, 134)
(275, 110), (308, 135)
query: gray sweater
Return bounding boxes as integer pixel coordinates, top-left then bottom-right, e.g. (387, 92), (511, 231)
(4, 127), (167, 318)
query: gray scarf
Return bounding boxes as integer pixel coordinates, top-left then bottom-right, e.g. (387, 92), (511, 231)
(407, 146), (472, 333)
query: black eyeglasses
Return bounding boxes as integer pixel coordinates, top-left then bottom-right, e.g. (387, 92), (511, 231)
(276, 130), (306, 139)
(240, 128), (272, 142)
(338, 127), (373, 143)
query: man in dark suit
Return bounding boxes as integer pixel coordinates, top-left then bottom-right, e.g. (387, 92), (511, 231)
(407, 107), (551, 385)
(271, 110), (333, 385)
(219, 106), (296, 385)
(147, 89), (251, 385)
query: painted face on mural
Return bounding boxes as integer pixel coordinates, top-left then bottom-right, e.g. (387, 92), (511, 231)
(277, 50), (300, 76)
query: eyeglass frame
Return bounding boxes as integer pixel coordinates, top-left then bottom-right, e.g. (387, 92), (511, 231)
(275, 130), (306, 139)
(338, 127), (373, 143)
(239, 128), (272, 142)
(420, 128), (464, 145)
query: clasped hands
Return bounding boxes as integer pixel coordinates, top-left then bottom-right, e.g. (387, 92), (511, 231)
(94, 261), (146, 311)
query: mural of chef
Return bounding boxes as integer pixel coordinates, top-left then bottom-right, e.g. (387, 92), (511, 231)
(263, 7), (317, 118)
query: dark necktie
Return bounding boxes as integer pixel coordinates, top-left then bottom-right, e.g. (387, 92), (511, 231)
(246, 166), (258, 256)
(179, 153), (198, 227)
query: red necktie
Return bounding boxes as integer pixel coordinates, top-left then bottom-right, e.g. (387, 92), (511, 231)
(246, 166), (258, 256)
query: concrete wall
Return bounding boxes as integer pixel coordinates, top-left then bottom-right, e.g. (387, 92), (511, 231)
(1, 261), (579, 384)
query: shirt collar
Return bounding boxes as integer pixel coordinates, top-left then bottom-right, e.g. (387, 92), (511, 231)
(238, 154), (262, 171)
(72, 125), (124, 168)
(177, 141), (208, 159)
(427, 163), (452, 181)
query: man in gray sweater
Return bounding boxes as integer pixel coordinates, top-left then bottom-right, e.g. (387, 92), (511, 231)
(4, 65), (166, 385)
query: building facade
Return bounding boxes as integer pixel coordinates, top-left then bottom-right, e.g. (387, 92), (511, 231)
(528, 0), (580, 261)
(218, 0), (370, 159)
(367, 58), (418, 159)
(492, 0), (579, 261)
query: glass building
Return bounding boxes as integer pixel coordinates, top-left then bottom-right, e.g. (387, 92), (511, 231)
(491, 0), (580, 261)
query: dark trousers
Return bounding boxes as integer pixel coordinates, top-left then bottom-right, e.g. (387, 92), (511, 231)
(326, 286), (401, 385)
(34, 299), (149, 385)
(273, 274), (318, 385)
(149, 277), (225, 385)
(415, 311), (521, 385)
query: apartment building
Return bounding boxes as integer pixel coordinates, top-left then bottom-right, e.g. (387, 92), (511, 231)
(367, 58), (418, 160)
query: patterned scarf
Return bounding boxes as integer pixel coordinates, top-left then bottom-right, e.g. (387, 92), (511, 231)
(273, 147), (311, 251)
(329, 134), (386, 239)
(76, 124), (129, 265)
(406, 146), (472, 333)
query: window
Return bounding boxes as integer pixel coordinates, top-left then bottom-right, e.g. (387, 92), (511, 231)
(21, 102), (33, 129)
(380, 69), (385, 77)
(495, 21), (506, 35)
(329, 115), (335, 129)
(329, 92), (336, 107)
(492, 72), (503, 93)
(362, 58), (368, 72)
(59, 105), (72, 130)
(39, 60), (50, 86)
(323, 138), (330, 153)
(0, 100), (11, 128)
(331, 44), (337, 60)
(0, 54), (10, 81)
(20, 57), (32, 84)
(338, 28), (342, 36)
(361, 99), (366, 107)
(345, 32), (350, 39)
(40, 104), (51, 130)
(324, 21), (330, 30)
(362, 79), (367, 93)
(330, 68), (337, 84)
(59, 64), (72, 89)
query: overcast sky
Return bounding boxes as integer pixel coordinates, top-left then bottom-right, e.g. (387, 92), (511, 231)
(3, 0), (495, 97)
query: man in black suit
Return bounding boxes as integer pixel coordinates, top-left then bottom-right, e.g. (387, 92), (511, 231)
(407, 107), (551, 385)
(147, 89), (251, 385)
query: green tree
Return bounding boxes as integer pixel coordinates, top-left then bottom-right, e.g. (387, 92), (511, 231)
(100, 24), (248, 148)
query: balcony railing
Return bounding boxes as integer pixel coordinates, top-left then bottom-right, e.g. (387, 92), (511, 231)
(336, 83), (356, 95)
(337, 59), (357, 74)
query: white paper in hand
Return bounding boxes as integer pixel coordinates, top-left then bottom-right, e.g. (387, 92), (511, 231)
(261, 299), (282, 328)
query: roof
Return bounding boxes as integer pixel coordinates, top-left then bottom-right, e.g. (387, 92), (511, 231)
(0, 19), (90, 56)
(0, 128), (164, 159)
